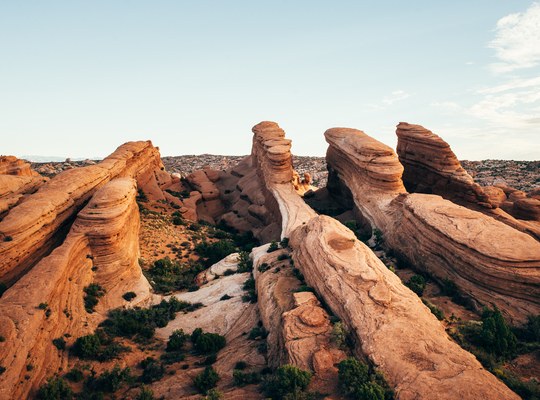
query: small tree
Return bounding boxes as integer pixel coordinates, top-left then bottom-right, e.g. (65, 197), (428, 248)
(167, 329), (188, 352)
(37, 376), (73, 400)
(263, 365), (312, 400)
(406, 275), (426, 297)
(480, 307), (517, 358)
(194, 366), (220, 394)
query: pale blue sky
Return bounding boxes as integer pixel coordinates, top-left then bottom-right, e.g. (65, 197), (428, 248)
(1, 1), (539, 160)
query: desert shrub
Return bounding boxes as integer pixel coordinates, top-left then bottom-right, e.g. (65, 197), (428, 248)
(337, 358), (389, 400)
(373, 229), (383, 247)
(167, 329), (188, 352)
(480, 307), (517, 358)
(194, 366), (220, 394)
(277, 254), (289, 261)
(195, 240), (236, 267)
(52, 337), (66, 350)
(248, 326), (268, 340)
(280, 237), (289, 248)
(258, 263), (270, 273)
(331, 321), (348, 349)
(137, 189), (148, 202)
(523, 314), (540, 342)
(220, 294), (232, 301)
(136, 386), (155, 400)
(405, 275), (426, 296)
(262, 365), (312, 400)
(65, 367), (84, 382)
(0, 366), (5, 375)
(71, 331), (127, 361)
(83, 283), (105, 313)
(4, 235), (13, 242)
(145, 257), (205, 293)
(139, 357), (165, 383)
(72, 334), (101, 359)
(85, 365), (132, 393)
(37, 376), (73, 400)
(422, 299), (445, 320)
(237, 251), (253, 272)
(38, 302), (48, 310)
(494, 367), (540, 399)
(204, 388), (223, 400)
(122, 291), (137, 301)
(233, 369), (260, 386)
(100, 297), (196, 339)
(267, 241), (279, 253)
(235, 361), (248, 370)
(193, 331), (226, 355)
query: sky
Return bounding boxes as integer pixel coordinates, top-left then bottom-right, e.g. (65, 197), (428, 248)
(1, 1), (539, 160)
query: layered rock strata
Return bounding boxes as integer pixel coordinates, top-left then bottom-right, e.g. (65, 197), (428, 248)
(396, 122), (540, 239)
(246, 121), (518, 398)
(325, 127), (540, 322)
(290, 216), (519, 400)
(0, 141), (167, 285)
(0, 178), (151, 400)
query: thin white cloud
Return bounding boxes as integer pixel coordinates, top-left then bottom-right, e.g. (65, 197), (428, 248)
(477, 76), (540, 94)
(488, 2), (540, 74)
(382, 90), (411, 105)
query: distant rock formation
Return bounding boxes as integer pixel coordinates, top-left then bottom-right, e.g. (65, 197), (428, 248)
(326, 127), (540, 323)
(0, 156), (39, 177)
(0, 178), (151, 400)
(0, 141), (167, 285)
(396, 122), (540, 239)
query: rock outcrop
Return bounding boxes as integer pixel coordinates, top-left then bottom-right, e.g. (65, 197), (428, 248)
(0, 178), (151, 400)
(0, 141), (167, 285)
(241, 121), (519, 399)
(290, 216), (519, 400)
(396, 122), (540, 239)
(0, 157), (46, 218)
(213, 121), (315, 242)
(325, 127), (540, 323)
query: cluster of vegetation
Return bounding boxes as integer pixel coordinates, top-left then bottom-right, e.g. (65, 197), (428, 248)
(191, 328), (226, 355)
(166, 188), (191, 199)
(262, 365), (313, 400)
(83, 283), (105, 313)
(71, 330), (128, 361)
(331, 321), (349, 350)
(37, 376), (73, 400)
(195, 239), (237, 267)
(139, 357), (165, 383)
(267, 241), (279, 253)
(242, 276), (257, 303)
(451, 308), (540, 399)
(421, 299), (445, 321)
(405, 275), (426, 297)
(237, 251), (253, 272)
(171, 210), (187, 226)
(85, 365), (132, 393)
(136, 188), (148, 203)
(194, 366), (220, 394)
(338, 358), (393, 400)
(144, 257), (205, 294)
(248, 324), (268, 340)
(99, 297), (202, 340)
(122, 291), (137, 301)
(233, 368), (261, 387)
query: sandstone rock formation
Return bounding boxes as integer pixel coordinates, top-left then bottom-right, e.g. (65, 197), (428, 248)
(0, 156), (46, 218)
(238, 121), (519, 399)
(0, 141), (167, 285)
(0, 178), (151, 400)
(396, 122), (540, 239)
(325, 127), (540, 323)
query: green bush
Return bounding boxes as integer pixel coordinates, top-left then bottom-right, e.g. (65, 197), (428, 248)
(139, 357), (165, 383)
(337, 358), (390, 400)
(52, 337), (66, 350)
(204, 388), (223, 400)
(136, 386), (155, 400)
(195, 240), (237, 267)
(280, 237), (289, 248)
(331, 322), (347, 349)
(405, 275), (426, 296)
(263, 365), (312, 400)
(233, 369), (261, 386)
(100, 297), (197, 339)
(71, 331), (127, 361)
(193, 366), (220, 394)
(122, 291), (137, 301)
(83, 283), (105, 313)
(167, 329), (188, 352)
(85, 365), (132, 393)
(267, 241), (279, 253)
(65, 367), (84, 382)
(193, 331), (226, 355)
(248, 326), (268, 340)
(37, 376), (73, 400)
(145, 257), (205, 293)
(237, 251), (253, 272)
(480, 307), (517, 359)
